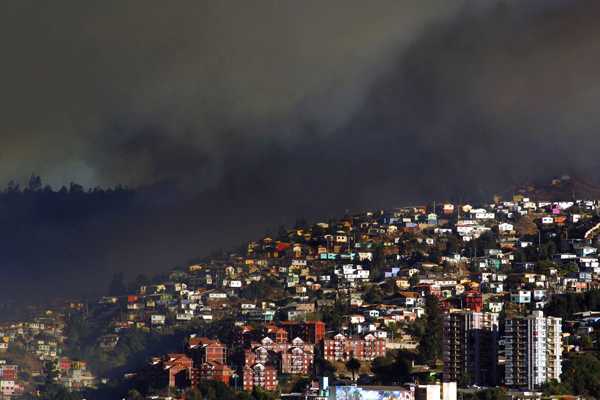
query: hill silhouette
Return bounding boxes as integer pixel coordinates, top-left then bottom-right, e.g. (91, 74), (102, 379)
(511, 175), (600, 201)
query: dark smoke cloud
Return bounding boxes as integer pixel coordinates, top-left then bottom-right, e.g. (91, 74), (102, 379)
(0, 0), (464, 187)
(1, 0), (600, 300)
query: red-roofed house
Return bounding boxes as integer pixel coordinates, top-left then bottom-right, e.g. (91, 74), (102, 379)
(162, 353), (193, 389)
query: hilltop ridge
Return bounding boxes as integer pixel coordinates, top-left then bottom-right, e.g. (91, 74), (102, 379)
(511, 175), (600, 201)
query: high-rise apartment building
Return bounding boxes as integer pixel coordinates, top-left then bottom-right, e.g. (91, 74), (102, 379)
(443, 310), (499, 386)
(504, 311), (562, 390)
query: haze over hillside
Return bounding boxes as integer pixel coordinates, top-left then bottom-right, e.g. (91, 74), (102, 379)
(3, 1), (600, 301)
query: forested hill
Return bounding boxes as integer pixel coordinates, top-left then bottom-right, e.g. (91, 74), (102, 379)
(0, 175), (311, 305)
(0, 178), (136, 303)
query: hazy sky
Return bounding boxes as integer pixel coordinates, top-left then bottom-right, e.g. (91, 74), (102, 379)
(1, 1), (597, 193)
(0, 1), (467, 187)
(1, 0), (600, 300)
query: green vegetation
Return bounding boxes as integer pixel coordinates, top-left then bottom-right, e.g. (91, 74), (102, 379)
(417, 295), (443, 365)
(313, 356), (336, 379)
(545, 289), (600, 320)
(462, 388), (507, 400)
(183, 382), (279, 400)
(363, 284), (384, 304)
(321, 301), (350, 333)
(239, 276), (285, 301)
(345, 357), (361, 381)
(371, 350), (414, 385)
(38, 384), (82, 400)
(542, 352), (600, 397)
(184, 380), (253, 400)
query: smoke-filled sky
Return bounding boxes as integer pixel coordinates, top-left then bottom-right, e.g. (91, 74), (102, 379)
(1, 0), (600, 300)
(0, 0), (463, 187)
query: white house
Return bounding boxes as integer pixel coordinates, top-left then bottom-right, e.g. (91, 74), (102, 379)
(542, 216), (554, 224)
(510, 290), (531, 304)
(498, 223), (514, 233)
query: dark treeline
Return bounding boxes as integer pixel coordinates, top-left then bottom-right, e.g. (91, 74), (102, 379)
(0, 175), (133, 220)
(4, 175), (131, 194)
(0, 173), (304, 305)
(0, 176), (136, 304)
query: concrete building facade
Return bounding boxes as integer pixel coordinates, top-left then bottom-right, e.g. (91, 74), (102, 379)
(443, 310), (499, 387)
(504, 311), (562, 390)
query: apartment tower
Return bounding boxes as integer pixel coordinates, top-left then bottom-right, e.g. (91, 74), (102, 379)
(443, 310), (499, 387)
(504, 311), (562, 390)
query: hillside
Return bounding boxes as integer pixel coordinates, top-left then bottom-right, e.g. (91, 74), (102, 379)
(512, 175), (600, 201)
